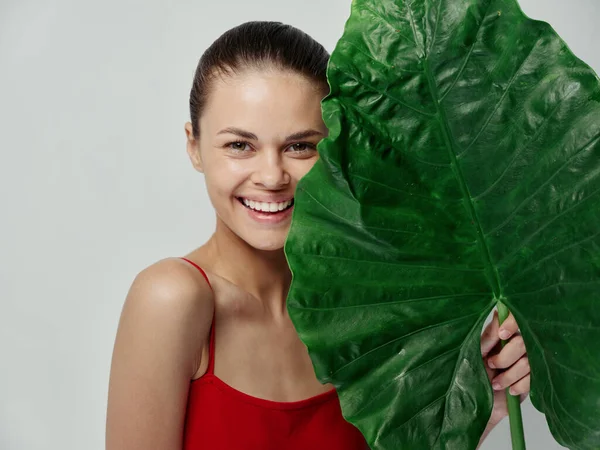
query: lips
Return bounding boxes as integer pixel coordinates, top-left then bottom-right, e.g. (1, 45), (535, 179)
(236, 197), (294, 213)
(236, 197), (295, 224)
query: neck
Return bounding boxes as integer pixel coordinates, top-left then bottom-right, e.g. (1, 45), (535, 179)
(207, 218), (292, 317)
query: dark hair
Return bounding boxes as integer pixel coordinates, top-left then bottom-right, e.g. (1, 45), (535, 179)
(189, 21), (330, 138)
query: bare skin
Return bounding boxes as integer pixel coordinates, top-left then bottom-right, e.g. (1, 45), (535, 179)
(106, 68), (531, 450)
(181, 236), (335, 402)
(180, 68), (333, 401)
(106, 69), (332, 450)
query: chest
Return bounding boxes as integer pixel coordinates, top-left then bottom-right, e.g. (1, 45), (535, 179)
(214, 314), (332, 401)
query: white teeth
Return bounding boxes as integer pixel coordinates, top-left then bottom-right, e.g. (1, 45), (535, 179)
(241, 198), (292, 212)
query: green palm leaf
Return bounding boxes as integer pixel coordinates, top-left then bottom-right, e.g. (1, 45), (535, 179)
(284, 0), (600, 448)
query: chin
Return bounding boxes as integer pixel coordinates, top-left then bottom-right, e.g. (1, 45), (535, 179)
(246, 236), (286, 252)
(234, 227), (287, 252)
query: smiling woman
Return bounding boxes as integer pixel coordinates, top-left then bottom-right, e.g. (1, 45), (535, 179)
(105, 21), (368, 450)
(187, 66), (328, 249)
(104, 18), (531, 450)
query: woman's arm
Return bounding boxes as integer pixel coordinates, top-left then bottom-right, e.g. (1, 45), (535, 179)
(106, 258), (214, 450)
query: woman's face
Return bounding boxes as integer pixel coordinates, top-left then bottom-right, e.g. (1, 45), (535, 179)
(185, 68), (328, 251)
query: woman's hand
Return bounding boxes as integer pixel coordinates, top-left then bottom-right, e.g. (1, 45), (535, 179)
(480, 311), (530, 428)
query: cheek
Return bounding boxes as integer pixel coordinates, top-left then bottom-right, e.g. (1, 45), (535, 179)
(205, 157), (251, 186)
(291, 155), (320, 180)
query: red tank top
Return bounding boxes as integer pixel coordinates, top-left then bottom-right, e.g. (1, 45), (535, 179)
(179, 257), (368, 450)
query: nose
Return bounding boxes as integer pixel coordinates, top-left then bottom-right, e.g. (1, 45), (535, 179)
(250, 150), (291, 189)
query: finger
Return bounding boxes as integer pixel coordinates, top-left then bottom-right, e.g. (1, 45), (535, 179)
(484, 341), (504, 383)
(498, 312), (519, 340)
(488, 334), (526, 369)
(481, 311), (500, 357)
(491, 356), (530, 391)
(509, 375), (531, 396)
(484, 354), (497, 381)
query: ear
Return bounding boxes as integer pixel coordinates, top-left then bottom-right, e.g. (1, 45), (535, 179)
(185, 122), (204, 173)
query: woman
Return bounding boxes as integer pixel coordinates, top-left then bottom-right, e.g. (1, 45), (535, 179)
(105, 21), (531, 450)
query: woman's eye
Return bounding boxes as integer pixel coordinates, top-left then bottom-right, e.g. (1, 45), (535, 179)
(288, 142), (316, 152)
(227, 141), (250, 152)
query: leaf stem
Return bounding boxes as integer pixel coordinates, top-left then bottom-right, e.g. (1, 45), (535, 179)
(497, 301), (527, 450)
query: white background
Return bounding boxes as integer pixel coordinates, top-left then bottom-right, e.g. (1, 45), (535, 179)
(1, 0), (598, 449)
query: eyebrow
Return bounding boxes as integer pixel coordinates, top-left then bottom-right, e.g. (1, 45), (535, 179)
(217, 127), (323, 141)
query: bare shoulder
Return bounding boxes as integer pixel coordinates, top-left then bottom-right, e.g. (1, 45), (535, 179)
(121, 257), (215, 338)
(106, 257), (214, 450)
(130, 257), (214, 311)
(118, 256), (215, 370)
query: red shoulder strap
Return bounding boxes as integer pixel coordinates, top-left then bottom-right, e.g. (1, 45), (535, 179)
(180, 257), (216, 375)
(179, 257), (212, 289)
(206, 318), (216, 374)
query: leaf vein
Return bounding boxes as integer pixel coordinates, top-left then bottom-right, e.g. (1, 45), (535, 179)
(339, 70), (436, 118)
(338, 98), (452, 168)
(330, 310), (484, 378)
(350, 345), (463, 420)
(299, 188), (420, 236)
(351, 173), (448, 203)
(542, 351), (600, 383)
(458, 37), (543, 159)
(361, 4), (416, 44)
(306, 253), (486, 272)
(484, 131), (600, 237)
(439, 0), (494, 103)
(426, 0), (443, 57)
(405, 1), (422, 55)
(289, 292), (486, 311)
(471, 88), (572, 201)
(505, 303), (582, 444)
(527, 318), (600, 332)
(376, 395), (447, 444)
(503, 230), (600, 283)
(509, 280), (600, 297)
(340, 38), (415, 72)
(432, 315), (489, 447)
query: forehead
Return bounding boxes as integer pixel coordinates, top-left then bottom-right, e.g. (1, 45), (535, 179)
(200, 69), (327, 136)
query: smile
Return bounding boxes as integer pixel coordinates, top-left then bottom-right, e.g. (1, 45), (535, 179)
(236, 197), (294, 213)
